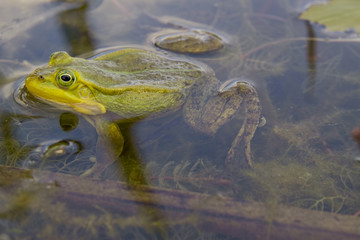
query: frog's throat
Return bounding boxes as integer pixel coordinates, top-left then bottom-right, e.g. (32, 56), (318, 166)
(48, 98), (106, 115)
(70, 101), (106, 115)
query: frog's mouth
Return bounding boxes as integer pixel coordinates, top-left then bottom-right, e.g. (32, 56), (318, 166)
(25, 75), (106, 115)
(26, 88), (106, 116)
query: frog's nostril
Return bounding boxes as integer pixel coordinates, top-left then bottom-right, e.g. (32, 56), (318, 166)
(37, 75), (45, 82)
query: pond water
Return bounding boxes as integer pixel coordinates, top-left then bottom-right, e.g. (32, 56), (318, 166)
(1, 0), (360, 239)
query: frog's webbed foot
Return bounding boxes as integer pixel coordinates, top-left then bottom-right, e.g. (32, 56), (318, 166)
(184, 79), (264, 169)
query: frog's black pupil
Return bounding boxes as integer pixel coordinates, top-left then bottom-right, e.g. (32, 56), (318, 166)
(61, 74), (71, 82)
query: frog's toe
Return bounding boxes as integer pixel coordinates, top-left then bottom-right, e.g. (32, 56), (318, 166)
(258, 116), (266, 127)
(225, 146), (254, 169)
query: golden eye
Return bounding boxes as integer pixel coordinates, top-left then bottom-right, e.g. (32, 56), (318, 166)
(56, 70), (76, 88)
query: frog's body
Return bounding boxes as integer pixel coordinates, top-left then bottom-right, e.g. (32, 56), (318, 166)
(25, 48), (263, 175)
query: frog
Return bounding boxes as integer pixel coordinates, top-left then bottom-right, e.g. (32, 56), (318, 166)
(24, 47), (264, 176)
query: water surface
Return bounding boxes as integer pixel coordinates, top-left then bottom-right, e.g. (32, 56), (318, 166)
(0, 0), (360, 239)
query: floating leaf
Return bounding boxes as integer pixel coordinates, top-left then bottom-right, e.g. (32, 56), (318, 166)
(299, 0), (360, 35)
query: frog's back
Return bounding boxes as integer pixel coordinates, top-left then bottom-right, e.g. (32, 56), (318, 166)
(82, 48), (209, 93)
(83, 48), (216, 118)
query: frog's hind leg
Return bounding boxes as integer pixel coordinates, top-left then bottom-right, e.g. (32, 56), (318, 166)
(184, 79), (263, 168)
(221, 80), (263, 168)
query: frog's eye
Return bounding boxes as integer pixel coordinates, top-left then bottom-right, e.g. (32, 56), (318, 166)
(56, 70), (76, 88)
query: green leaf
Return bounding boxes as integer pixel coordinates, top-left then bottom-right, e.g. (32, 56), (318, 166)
(299, 0), (360, 35)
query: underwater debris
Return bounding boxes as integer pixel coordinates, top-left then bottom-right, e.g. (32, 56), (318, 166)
(352, 126), (360, 148)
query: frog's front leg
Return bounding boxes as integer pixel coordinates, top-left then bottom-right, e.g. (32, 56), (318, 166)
(184, 79), (263, 168)
(85, 117), (124, 178)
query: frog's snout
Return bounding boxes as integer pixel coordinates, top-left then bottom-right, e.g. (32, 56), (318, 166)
(25, 70), (45, 86)
(25, 74), (33, 85)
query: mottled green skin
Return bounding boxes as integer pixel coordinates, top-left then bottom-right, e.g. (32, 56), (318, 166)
(25, 48), (263, 171)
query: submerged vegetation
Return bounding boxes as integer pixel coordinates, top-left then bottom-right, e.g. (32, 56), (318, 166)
(0, 0), (360, 239)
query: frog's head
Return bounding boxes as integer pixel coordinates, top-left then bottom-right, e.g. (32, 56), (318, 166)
(25, 51), (106, 115)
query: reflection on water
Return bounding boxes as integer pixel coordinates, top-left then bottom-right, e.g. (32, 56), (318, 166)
(0, 0), (360, 239)
(58, 1), (96, 55)
(304, 20), (316, 102)
(59, 111), (79, 131)
(22, 139), (82, 168)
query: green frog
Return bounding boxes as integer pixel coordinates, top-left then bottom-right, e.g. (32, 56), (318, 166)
(24, 47), (264, 176)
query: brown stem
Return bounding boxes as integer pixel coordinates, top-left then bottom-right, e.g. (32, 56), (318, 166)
(1, 166), (360, 239)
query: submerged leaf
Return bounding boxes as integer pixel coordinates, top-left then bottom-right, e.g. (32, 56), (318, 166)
(299, 0), (360, 35)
